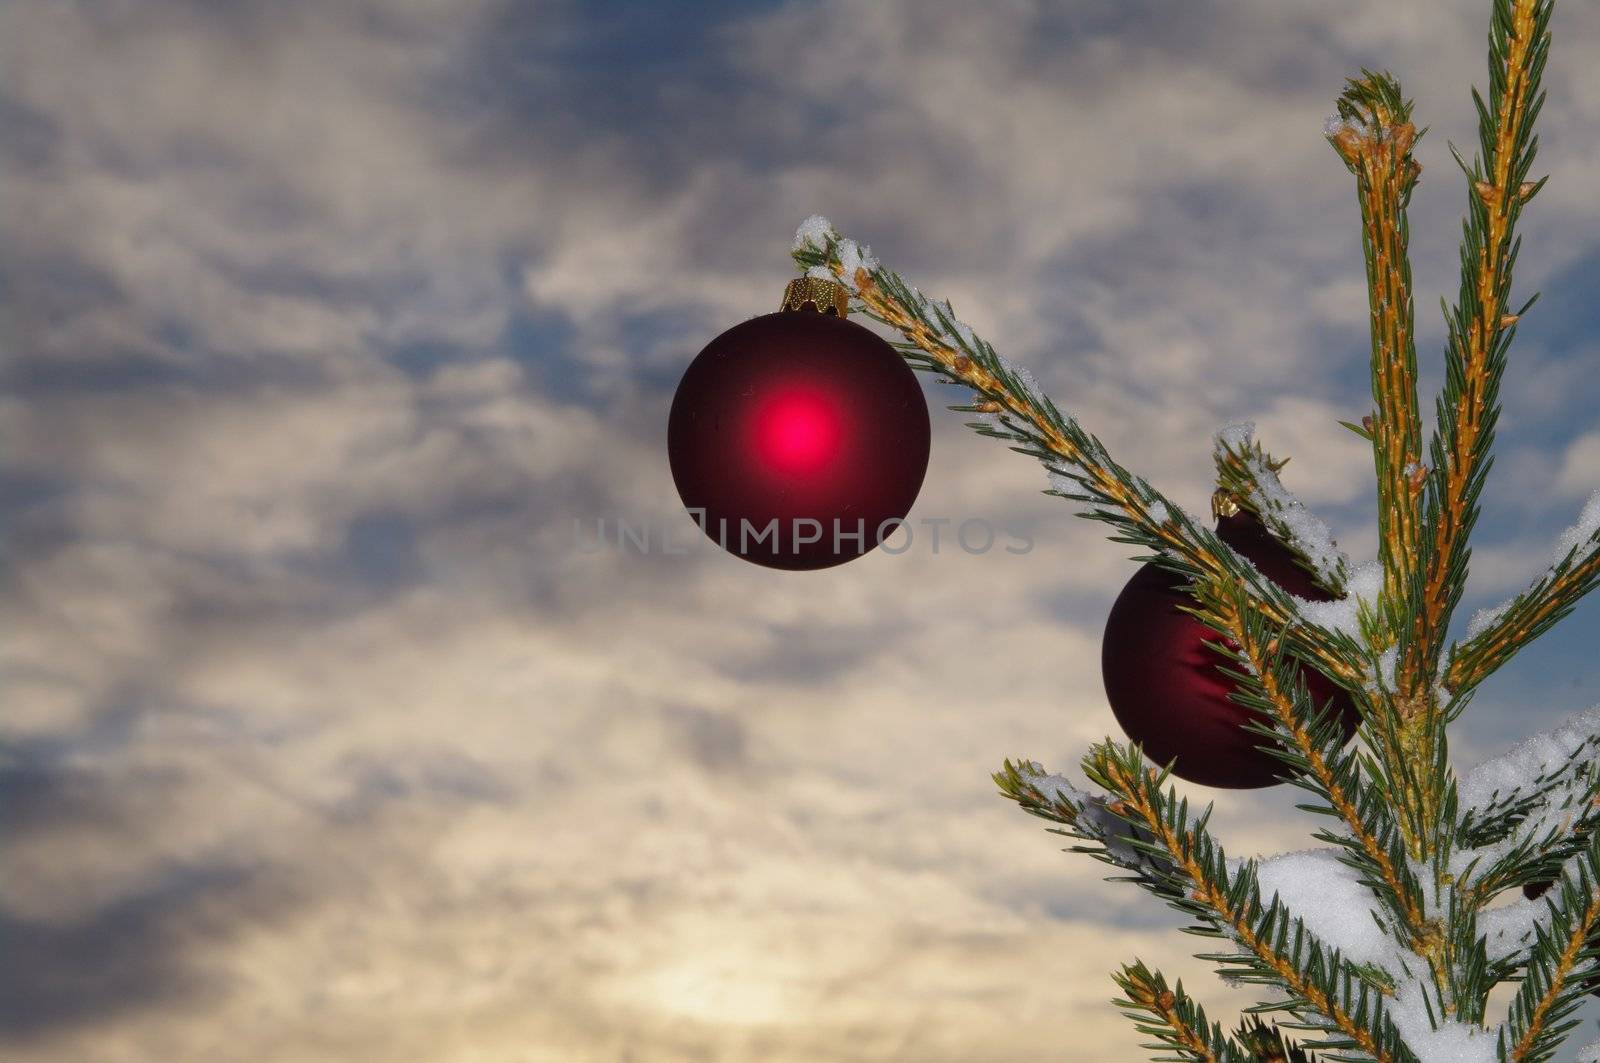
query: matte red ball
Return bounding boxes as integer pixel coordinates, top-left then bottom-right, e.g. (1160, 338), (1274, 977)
(1100, 509), (1362, 789)
(668, 309), (930, 570)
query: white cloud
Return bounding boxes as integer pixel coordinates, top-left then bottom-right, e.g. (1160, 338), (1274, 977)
(3, 0), (1597, 1059)
(1558, 431), (1600, 498)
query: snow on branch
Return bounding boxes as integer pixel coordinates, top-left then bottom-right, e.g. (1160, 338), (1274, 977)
(1457, 706), (1600, 826)
(1255, 848), (1400, 972)
(1553, 489), (1600, 565)
(1299, 561), (1383, 646)
(1255, 848), (1503, 1063)
(1453, 707), (1600, 900)
(1213, 422), (1352, 593)
(1466, 490), (1600, 636)
(1449, 490), (1600, 693)
(1005, 761), (1166, 877)
(794, 214), (878, 295)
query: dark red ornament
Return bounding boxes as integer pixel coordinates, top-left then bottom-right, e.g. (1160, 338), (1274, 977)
(668, 278), (930, 570)
(1100, 499), (1362, 789)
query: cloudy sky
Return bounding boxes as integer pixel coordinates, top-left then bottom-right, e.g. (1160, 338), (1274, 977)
(3, 1), (1599, 1060)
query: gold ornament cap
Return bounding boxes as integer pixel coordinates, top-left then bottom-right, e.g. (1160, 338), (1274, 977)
(780, 277), (850, 318)
(1211, 488), (1243, 521)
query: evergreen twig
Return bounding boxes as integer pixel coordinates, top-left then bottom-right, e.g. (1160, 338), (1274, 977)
(1083, 742), (1415, 1062)
(1445, 520), (1600, 694)
(1114, 962), (1253, 1063)
(1418, 0), (1553, 696)
(790, 235), (1369, 697)
(1499, 835), (1600, 1060)
(1326, 71), (1426, 675)
(1185, 573), (1428, 952)
(1212, 432), (1351, 597)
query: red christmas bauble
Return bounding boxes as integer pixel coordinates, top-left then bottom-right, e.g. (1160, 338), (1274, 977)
(668, 285), (930, 570)
(1101, 505), (1361, 789)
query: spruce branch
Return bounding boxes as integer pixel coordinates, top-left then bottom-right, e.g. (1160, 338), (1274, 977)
(1359, 683), (1456, 875)
(1114, 962), (1254, 1063)
(1188, 573), (1429, 953)
(1334, 3), (1556, 932)
(1213, 428), (1351, 597)
(1236, 1016), (1319, 1063)
(790, 223), (1368, 693)
(1083, 742), (1415, 1062)
(1466, 789), (1600, 908)
(1500, 836), (1600, 1061)
(1418, 0), (1553, 696)
(1455, 707), (1600, 902)
(997, 759), (1175, 889)
(1445, 496), (1600, 695)
(1197, 578), (1474, 1022)
(1326, 72), (1427, 671)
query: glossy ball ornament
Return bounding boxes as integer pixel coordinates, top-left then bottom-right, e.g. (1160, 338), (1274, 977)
(668, 278), (930, 570)
(1100, 500), (1362, 789)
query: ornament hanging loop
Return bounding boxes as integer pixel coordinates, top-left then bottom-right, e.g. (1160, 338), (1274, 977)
(780, 277), (850, 318)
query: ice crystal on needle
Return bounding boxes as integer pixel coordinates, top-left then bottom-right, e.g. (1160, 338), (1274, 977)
(792, 213), (835, 253)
